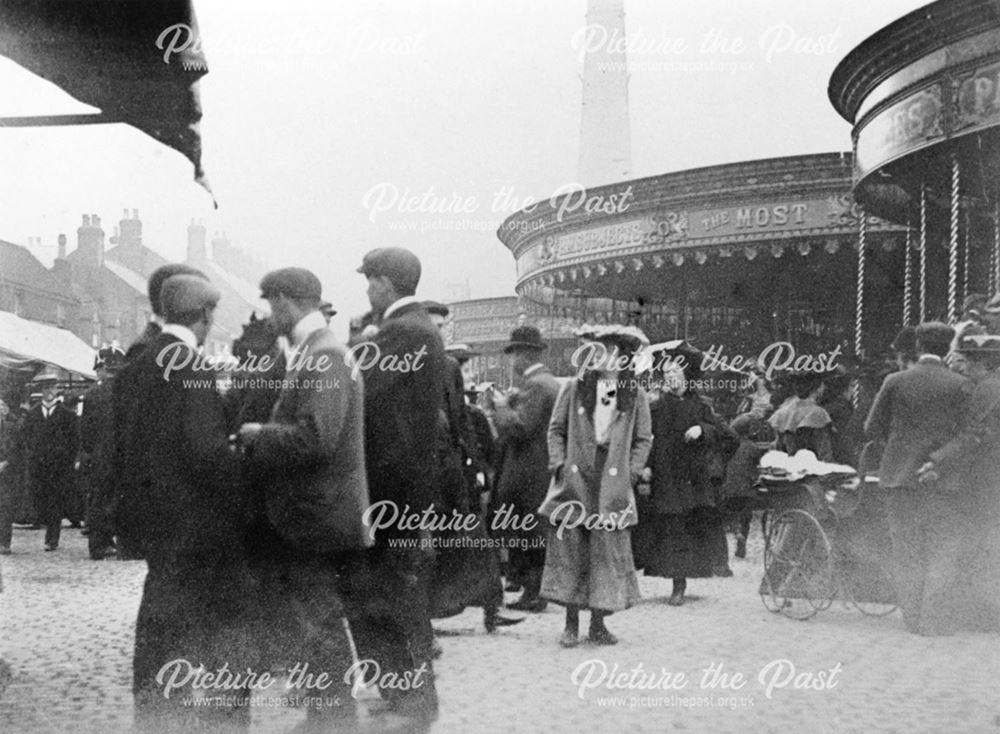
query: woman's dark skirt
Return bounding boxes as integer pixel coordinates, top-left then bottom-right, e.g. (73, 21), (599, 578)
(633, 503), (729, 579)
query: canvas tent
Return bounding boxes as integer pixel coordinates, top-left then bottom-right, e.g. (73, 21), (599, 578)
(0, 311), (96, 379)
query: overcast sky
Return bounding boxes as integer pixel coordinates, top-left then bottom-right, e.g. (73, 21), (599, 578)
(0, 0), (927, 332)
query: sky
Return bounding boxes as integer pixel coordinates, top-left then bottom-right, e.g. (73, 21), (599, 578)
(0, 0), (928, 335)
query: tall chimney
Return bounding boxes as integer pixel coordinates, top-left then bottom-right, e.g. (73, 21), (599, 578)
(77, 213), (105, 267)
(117, 208), (142, 248)
(577, 0), (632, 186)
(187, 218), (207, 262)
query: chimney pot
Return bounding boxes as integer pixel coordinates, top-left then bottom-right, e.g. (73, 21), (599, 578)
(83, 215), (90, 226)
(132, 208), (138, 219)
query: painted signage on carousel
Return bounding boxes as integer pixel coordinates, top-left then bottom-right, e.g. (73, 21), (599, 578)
(854, 56), (1000, 179)
(517, 195), (875, 278)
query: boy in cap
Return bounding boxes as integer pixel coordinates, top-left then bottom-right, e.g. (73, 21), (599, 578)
(347, 246), (443, 722)
(865, 321), (973, 635)
(124, 263), (207, 363)
(237, 266), (369, 727)
(113, 274), (253, 728)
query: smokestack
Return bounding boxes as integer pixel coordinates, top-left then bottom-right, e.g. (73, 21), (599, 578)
(187, 218), (207, 262)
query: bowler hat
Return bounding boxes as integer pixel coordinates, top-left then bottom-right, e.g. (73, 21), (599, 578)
(357, 247), (421, 293)
(259, 267), (323, 301)
(160, 274), (221, 318)
(503, 325), (547, 353)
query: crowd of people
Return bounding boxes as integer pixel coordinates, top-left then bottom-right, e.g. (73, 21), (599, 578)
(1, 248), (999, 732)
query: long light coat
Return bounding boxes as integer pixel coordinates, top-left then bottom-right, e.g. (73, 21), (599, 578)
(539, 379), (652, 529)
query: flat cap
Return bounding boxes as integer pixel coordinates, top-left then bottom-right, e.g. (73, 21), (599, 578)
(914, 321), (955, 349)
(423, 300), (449, 317)
(357, 247), (421, 291)
(260, 267), (322, 301)
(160, 274), (221, 317)
(147, 263), (207, 316)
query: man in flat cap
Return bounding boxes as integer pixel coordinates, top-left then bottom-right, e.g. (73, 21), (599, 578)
(865, 321), (973, 635)
(237, 267), (370, 728)
(125, 263), (207, 363)
(113, 274), (253, 729)
(344, 246), (444, 724)
(21, 370), (78, 551)
(491, 325), (560, 612)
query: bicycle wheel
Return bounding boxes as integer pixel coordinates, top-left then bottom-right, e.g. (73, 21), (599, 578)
(761, 509), (834, 620)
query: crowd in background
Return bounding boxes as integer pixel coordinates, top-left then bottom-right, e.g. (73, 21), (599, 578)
(1, 256), (999, 732)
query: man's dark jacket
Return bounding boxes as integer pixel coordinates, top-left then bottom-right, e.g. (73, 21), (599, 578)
(112, 331), (251, 697)
(864, 357), (972, 488)
(361, 301), (447, 526)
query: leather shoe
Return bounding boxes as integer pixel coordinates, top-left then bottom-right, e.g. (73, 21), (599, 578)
(43, 543), (58, 551)
(484, 609), (525, 632)
(667, 591), (685, 606)
(558, 630), (579, 648)
(507, 597), (547, 612)
(588, 628), (618, 645)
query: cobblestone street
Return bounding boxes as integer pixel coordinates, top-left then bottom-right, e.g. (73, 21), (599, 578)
(1, 523), (999, 734)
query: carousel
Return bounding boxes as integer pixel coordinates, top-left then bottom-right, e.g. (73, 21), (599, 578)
(497, 153), (909, 368)
(829, 0), (1000, 328)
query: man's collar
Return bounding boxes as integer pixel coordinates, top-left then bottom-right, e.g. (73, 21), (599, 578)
(917, 354), (943, 365)
(382, 295), (422, 321)
(290, 311), (328, 347)
(161, 324), (198, 350)
(523, 363), (545, 377)
(151, 315), (164, 328)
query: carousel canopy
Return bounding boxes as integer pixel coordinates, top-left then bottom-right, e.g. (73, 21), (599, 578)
(0, 311), (96, 378)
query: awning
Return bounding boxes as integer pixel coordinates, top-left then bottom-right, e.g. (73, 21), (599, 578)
(0, 0), (211, 194)
(0, 311), (96, 378)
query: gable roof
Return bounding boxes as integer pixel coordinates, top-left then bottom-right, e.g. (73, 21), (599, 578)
(0, 239), (75, 301)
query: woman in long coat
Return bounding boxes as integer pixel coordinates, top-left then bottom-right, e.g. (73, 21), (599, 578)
(539, 325), (652, 647)
(637, 346), (738, 606)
